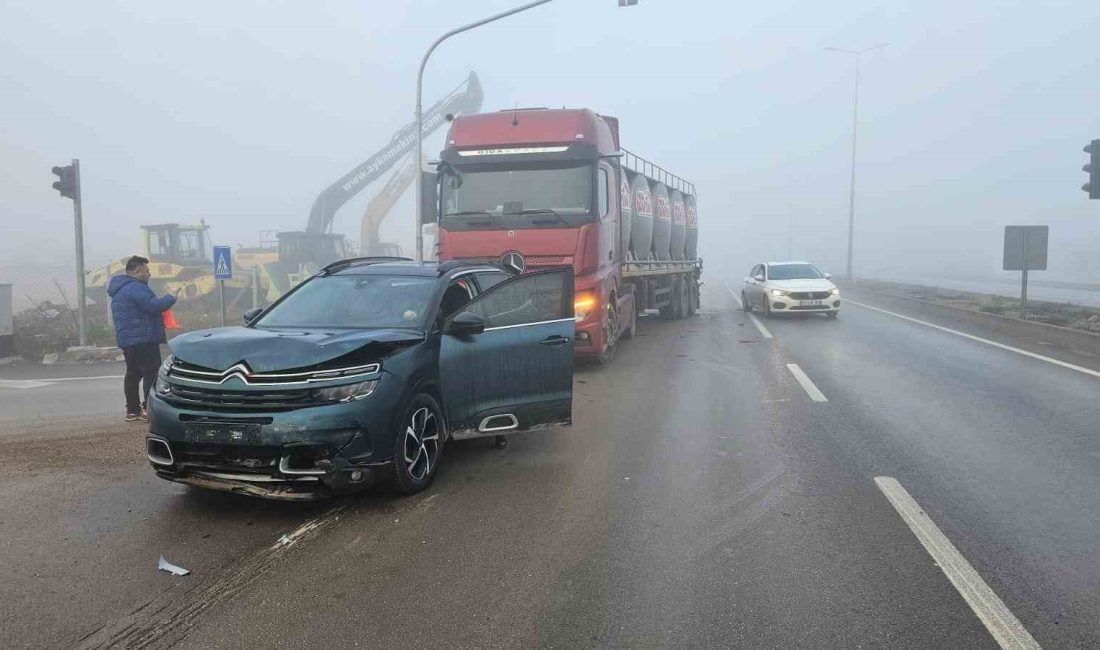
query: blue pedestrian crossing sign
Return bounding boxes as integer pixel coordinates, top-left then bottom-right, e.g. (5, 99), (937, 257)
(213, 246), (233, 280)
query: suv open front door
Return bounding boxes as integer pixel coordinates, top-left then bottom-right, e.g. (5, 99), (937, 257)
(440, 268), (574, 440)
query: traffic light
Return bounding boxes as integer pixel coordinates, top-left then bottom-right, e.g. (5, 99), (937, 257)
(1084, 139), (1099, 200)
(52, 164), (78, 200)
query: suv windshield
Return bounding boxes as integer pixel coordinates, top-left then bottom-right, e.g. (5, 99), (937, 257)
(254, 274), (436, 330)
(441, 162), (592, 230)
(769, 264), (824, 280)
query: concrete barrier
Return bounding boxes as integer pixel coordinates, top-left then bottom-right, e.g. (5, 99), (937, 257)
(846, 283), (1100, 361)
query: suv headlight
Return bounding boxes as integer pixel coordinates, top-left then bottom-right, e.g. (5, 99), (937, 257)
(312, 380), (378, 403)
(771, 289), (789, 297)
(829, 287), (840, 295)
(159, 354), (175, 375)
(155, 377), (172, 395)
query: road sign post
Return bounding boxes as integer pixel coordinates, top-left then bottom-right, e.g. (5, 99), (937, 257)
(1003, 226), (1048, 319)
(213, 246), (233, 327)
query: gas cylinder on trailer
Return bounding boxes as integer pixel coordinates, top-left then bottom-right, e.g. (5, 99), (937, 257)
(669, 190), (687, 260)
(684, 194), (699, 259)
(629, 173), (654, 259)
(650, 181), (672, 261)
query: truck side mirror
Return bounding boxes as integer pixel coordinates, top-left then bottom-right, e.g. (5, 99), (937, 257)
(421, 171), (438, 224)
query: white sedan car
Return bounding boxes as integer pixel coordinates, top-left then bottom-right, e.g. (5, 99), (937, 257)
(742, 261), (840, 318)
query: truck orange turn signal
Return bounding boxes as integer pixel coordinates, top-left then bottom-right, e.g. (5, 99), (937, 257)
(574, 290), (597, 323)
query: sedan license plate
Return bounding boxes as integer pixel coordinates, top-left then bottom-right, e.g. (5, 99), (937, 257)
(184, 422), (261, 445)
(803, 300), (824, 306)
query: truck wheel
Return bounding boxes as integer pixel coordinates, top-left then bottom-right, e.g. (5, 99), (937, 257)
(688, 281), (699, 316)
(679, 280), (690, 318)
(597, 303), (618, 365)
(390, 393), (445, 495)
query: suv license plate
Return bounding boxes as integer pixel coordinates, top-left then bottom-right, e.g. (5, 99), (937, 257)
(803, 300), (823, 306)
(185, 422), (261, 444)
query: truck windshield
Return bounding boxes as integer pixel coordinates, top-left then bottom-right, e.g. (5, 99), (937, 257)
(441, 162), (593, 230)
(253, 274), (436, 330)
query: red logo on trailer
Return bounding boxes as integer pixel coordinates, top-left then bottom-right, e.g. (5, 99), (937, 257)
(686, 205), (697, 227)
(672, 202), (686, 225)
(620, 178), (631, 213)
(656, 196), (671, 222)
(634, 188), (653, 216)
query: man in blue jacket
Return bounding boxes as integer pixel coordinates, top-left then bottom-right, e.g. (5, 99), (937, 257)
(108, 256), (178, 421)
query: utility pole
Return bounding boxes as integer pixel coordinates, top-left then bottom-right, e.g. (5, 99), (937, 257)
(826, 43), (887, 281)
(52, 159), (87, 345)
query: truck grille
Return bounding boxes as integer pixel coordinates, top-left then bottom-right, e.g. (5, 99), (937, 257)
(789, 291), (832, 300)
(164, 384), (321, 412)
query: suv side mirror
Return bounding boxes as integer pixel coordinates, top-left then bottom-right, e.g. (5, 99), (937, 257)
(446, 311), (485, 337)
(824, 273), (833, 280)
(243, 307), (264, 325)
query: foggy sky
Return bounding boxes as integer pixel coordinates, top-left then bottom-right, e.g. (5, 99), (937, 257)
(3, 0), (1100, 304)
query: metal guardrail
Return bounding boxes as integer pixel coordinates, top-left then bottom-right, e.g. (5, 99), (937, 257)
(620, 148), (696, 197)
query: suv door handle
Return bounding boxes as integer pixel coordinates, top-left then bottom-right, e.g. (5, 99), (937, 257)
(540, 335), (570, 346)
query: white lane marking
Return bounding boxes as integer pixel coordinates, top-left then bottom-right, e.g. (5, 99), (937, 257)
(0, 375), (123, 390)
(0, 379), (54, 389)
(725, 283), (773, 339)
(846, 299), (1100, 380)
(874, 477), (1041, 650)
(785, 363), (828, 402)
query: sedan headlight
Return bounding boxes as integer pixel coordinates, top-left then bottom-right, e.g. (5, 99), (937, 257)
(770, 289), (789, 297)
(312, 380), (378, 403)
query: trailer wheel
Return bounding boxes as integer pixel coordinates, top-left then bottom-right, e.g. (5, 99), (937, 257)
(678, 280), (690, 319)
(659, 279), (678, 320)
(688, 280), (699, 316)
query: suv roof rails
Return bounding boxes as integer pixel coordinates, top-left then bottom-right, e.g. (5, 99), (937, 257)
(320, 256), (414, 275)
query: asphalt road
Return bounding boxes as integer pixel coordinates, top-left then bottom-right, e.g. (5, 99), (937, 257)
(2, 283), (1099, 647)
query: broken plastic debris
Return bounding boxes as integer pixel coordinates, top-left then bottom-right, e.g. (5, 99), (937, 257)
(157, 555), (190, 576)
(276, 534), (292, 547)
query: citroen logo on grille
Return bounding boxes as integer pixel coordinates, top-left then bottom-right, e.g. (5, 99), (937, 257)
(501, 251), (526, 274)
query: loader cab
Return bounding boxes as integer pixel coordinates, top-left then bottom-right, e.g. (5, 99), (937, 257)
(142, 223), (213, 266)
(277, 231), (348, 280)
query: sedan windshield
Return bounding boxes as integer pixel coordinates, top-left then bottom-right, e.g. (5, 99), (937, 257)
(254, 275), (436, 330)
(441, 162), (592, 229)
(769, 263), (825, 280)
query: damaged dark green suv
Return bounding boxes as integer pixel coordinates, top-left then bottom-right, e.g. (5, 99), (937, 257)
(146, 258), (574, 500)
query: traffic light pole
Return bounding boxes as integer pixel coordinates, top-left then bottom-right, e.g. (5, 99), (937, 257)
(72, 159), (87, 346)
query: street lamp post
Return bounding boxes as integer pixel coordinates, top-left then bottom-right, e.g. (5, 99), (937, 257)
(414, 0), (556, 262)
(826, 43), (886, 281)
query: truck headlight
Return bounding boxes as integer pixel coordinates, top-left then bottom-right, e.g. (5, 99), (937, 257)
(771, 289), (788, 297)
(159, 354), (175, 374)
(155, 377), (172, 395)
(312, 380), (378, 403)
(574, 290), (597, 323)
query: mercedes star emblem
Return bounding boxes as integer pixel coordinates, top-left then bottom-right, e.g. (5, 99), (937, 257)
(501, 251), (526, 274)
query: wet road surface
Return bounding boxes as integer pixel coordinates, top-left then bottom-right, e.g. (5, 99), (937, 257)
(3, 283), (1100, 647)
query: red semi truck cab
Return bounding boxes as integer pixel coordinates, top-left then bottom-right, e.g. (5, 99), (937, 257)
(435, 108), (700, 363)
